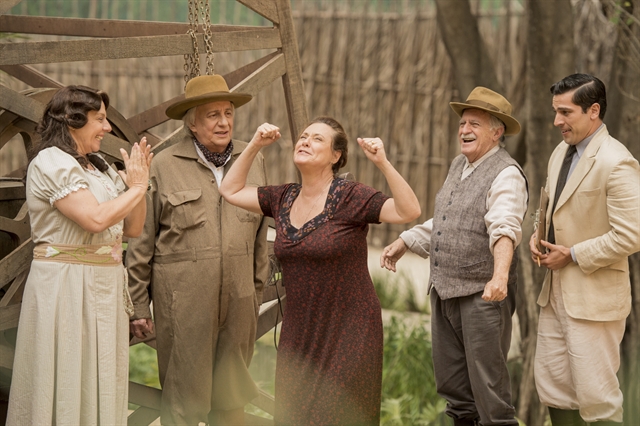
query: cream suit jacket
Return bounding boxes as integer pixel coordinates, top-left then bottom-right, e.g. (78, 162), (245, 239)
(537, 125), (640, 321)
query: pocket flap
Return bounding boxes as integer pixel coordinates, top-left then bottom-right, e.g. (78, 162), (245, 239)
(168, 189), (202, 206)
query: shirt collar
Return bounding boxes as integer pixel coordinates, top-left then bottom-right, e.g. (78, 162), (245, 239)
(464, 145), (500, 170)
(574, 123), (604, 158)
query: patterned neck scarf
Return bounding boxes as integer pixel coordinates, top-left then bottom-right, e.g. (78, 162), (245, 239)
(194, 138), (234, 167)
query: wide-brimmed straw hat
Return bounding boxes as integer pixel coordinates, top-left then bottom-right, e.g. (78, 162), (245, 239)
(449, 86), (521, 136)
(165, 74), (252, 120)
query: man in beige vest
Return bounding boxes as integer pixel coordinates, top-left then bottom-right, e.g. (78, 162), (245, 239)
(382, 87), (528, 426)
(530, 73), (640, 426)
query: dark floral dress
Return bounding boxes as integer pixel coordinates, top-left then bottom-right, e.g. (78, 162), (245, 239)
(258, 178), (389, 426)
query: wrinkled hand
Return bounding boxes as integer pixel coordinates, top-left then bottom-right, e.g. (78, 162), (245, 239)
(482, 277), (508, 302)
(118, 137), (152, 190)
(357, 137), (388, 165)
(130, 318), (154, 340)
(250, 123), (281, 148)
(380, 238), (408, 272)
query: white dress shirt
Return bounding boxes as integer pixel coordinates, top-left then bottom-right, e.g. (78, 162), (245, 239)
(400, 145), (528, 257)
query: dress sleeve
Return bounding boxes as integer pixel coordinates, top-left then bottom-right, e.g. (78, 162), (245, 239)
(28, 148), (89, 206)
(341, 181), (390, 224)
(258, 184), (293, 219)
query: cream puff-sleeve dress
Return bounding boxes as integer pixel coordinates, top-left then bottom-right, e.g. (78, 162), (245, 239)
(7, 147), (133, 426)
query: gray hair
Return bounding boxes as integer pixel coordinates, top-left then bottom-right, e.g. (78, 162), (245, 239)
(488, 113), (506, 143)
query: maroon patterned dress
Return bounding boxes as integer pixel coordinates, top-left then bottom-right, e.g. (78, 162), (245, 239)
(258, 178), (389, 425)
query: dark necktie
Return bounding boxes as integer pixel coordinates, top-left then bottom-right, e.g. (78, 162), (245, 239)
(548, 144), (577, 244)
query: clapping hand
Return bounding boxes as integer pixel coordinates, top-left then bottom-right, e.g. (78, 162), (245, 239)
(119, 137), (153, 191)
(250, 123), (281, 148)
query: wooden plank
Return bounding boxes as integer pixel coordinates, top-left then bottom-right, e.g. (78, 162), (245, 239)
(0, 303), (20, 332)
(0, 238), (33, 288)
(100, 133), (131, 161)
(236, 0), (279, 24)
(256, 295), (285, 340)
(0, 29), (282, 66)
(126, 52), (280, 134)
(0, 15), (262, 38)
(0, 0), (22, 15)
(0, 85), (45, 123)
(231, 53), (285, 97)
(244, 412), (273, 425)
(275, 0), (308, 144)
(127, 406), (160, 426)
(128, 381), (162, 410)
(224, 51), (280, 89)
(0, 64), (64, 89)
(0, 204), (30, 243)
(106, 106), (139, 145)
(250, 389), (276, 416)
(0, 180), (25, 202)
(0, 270), (27, 308)
(0, 341), (14, 369)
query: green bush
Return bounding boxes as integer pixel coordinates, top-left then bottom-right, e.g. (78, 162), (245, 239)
(381, 316), (449, 425)
(372, 272), (429, 314)
(129, 343), (161, 389)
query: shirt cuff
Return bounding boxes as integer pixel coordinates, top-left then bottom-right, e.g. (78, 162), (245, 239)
(570, 247), (577, 264)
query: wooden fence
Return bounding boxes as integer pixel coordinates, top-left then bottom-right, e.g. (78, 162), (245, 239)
(1, 0), (540, 247)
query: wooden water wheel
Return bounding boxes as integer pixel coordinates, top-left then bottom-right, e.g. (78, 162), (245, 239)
(0, 1), (307, 423)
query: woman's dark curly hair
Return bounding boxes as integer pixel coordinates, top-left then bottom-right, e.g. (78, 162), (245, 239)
(306, 116), (348, 175)
(27, 85), (111, 174)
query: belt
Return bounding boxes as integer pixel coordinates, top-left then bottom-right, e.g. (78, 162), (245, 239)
(33, 242), (122, 265)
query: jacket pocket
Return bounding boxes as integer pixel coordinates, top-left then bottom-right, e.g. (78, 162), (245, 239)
(168, 189), (207, 230)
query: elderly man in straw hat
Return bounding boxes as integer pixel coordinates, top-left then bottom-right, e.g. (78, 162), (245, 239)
(381, 87), (528, 426)
(126, 75), (269, 425)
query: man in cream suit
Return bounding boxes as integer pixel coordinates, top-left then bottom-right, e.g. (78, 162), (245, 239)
(530, 74), (640, 426)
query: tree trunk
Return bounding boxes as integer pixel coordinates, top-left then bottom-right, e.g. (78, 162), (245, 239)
(518, 1), (575, 425)
(433, 0), (502, 99)
(604, 2), (640, 423)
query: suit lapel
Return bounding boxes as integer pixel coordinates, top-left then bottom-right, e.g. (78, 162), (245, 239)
(554, 127), (606, 213)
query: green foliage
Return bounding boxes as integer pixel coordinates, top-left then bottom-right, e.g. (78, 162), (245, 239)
(129, 343), (160, 389)
(372, 272), (429, 314)
(381, 316), (449, 425)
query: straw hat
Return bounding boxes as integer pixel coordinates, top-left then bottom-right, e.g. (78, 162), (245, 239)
(165, 75), (252, 120)
(449, 86), (521, 136)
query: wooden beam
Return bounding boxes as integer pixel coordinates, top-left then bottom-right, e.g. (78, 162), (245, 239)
(275, 0), (308, 144)
(0, 180), (25, 202)
(0, 64), (64, 88)
(0, 85), (44, 123)
(0, 29), (281, 66)
(128, 381), (162, 410)
(127, 52), (280, 133)
(236, 0), (279, 24)
(127, 406), (160, 426)
(0, 341), (14, 369)
(0, 15), (263, 38)
(250, 389), (276, 416)
(0, 238), (33, 288)
(0, 303), (20, 332)
(231, 53), (286, 97)
(0, 270), (27, 308)
(223, 51), (280, 89)
(256, 295), (285, 340)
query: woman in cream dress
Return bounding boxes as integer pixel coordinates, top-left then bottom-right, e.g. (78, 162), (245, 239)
(7, 85), (152, 425)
